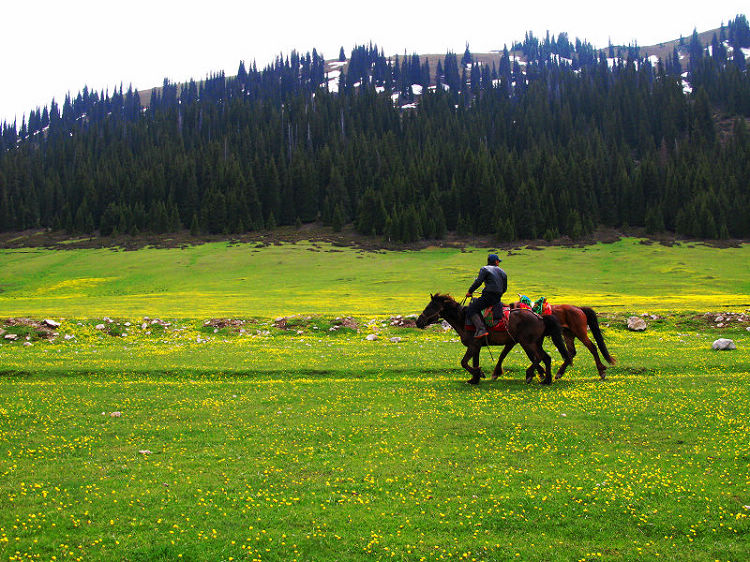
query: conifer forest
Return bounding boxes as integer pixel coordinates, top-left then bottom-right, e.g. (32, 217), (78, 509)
(1, 16), (749, 243)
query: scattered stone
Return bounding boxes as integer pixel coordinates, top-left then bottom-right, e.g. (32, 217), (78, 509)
(389, 337), (402, 343)
(700, 312), (750, 326)
(4, 333), (18, 340)
(712, 338), (736, 351)
(365, 334), (378, 341)
(138, 450), (152, 455)
(95, 324), (105, 330)
(43, 319), (61, 328)
(332, 317), (358, 330)
(388, 315), (417, 328)
(110, 411), (122, 417)
(4, 318), (56, 340)
(23, 342), (32, 347)
(626, 316), (647, 331)
(205, 318), (244, 329)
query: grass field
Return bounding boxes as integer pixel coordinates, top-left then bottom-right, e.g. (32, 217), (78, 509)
(1, 238), (749, 561)
(1, 238), (749, 317)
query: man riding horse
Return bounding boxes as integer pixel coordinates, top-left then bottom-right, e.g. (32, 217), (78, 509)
(465, 253), (507, 339)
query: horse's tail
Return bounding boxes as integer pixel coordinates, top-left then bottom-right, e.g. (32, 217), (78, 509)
(581, 307), (616, 365)
(543, 315), (570, 363)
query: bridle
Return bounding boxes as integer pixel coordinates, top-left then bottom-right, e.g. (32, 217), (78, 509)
(417, 307), (442, 327)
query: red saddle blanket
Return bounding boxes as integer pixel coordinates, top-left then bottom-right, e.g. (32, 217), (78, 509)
(465, 303), (510, 332)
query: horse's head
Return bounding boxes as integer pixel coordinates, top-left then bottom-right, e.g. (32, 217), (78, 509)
(416, 293), (452, 328)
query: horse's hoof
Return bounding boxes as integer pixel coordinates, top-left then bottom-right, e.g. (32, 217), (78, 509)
(554, 373), (563, 380)
(525, 376), (533, 384)
(466, 378), (480, 385)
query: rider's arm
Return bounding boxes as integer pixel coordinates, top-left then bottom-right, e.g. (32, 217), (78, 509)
(467, 267), (487, 295)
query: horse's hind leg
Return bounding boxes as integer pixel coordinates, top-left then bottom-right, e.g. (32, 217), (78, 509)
(523, 339), (552, 384)
(540, 348), (552, 385)
(574, 327), (607, 379)
(492, 343), (515, 380)
(555, 331), (576, 380)
(461, 347), (482, 385)
(521, 343), (543, 384)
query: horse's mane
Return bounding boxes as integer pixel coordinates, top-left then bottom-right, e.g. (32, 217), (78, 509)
(433, 293), (463, 311)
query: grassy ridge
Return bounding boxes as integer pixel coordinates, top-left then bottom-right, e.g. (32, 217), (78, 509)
(1, 238), (749, 318)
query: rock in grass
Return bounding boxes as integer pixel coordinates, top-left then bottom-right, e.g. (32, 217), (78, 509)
(4, 333), (18, 340)
(389, 337), (402, 343)
(365, 334), (378, 341)
(712, 338), (736, 351)
(43, 319), (61, 328)
(626, 316), (647, 331)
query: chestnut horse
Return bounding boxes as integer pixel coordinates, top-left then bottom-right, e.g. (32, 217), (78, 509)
(494, 303), (615, 380)
(415, 293), (570, 385)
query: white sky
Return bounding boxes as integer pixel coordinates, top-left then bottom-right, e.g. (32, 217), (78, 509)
(2, 1), (747, 125)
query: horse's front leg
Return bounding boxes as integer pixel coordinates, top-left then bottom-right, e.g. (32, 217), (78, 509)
(472, 349), (485, 379)
(461, 346), (482, 385)
(492, 343), (515, 380)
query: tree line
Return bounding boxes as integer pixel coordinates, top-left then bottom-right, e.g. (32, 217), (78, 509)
(1, 15), (749, 242)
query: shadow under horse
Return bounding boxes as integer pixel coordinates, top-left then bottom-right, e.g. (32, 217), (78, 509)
(497, 303), (616, 380)
(415, 293), (570, 385)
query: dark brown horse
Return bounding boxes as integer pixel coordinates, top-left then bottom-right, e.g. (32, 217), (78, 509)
(494, 303), (616, 380)
(415, 293), (570, 385)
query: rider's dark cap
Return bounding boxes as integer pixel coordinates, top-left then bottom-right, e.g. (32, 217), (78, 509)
(487, 253), (501, 264)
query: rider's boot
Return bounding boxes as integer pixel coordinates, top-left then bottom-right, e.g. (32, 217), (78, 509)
(470, 314), (488, 339)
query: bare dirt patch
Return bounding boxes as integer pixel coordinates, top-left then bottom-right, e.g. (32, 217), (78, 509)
(0, 226), (746, 252)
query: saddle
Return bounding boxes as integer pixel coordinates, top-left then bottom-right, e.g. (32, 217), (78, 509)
(465, 303), (511, 332)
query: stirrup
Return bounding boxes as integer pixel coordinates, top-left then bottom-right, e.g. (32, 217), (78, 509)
(474, 328), (489, 339)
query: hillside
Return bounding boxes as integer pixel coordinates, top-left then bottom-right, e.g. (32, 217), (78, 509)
(1, 15), (749, 244)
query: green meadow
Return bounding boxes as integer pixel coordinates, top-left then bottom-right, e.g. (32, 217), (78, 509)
(0, 238), (749, 561)
(1, 238), (749, 318)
